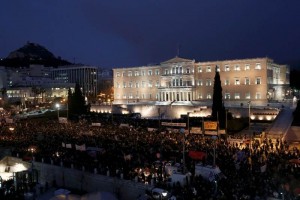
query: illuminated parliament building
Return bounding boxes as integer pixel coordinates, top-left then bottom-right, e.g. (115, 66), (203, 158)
(111, 57), (290, 118)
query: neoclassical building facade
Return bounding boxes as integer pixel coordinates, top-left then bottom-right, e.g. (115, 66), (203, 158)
(113, 57), (290, 107)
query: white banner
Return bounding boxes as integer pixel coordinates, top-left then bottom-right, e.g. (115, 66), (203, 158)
(120, 123), (130, 128)
(161, 122), (186, 127)
(91, 123), (101, 127)
(190, 127), (202, 134)
(204, 131), (218, 136)
(147, 128), (157, 132)
(75, 144), (86, 151)
(59, 117), (68, 124)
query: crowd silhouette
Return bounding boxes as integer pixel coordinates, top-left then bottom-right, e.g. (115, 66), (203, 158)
(0, 115), (300, 199)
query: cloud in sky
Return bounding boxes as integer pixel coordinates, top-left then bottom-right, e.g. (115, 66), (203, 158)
(1, 0), (300, 68)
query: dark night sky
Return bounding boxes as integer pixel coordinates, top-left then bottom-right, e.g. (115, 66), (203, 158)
(1, 0), (300, 68)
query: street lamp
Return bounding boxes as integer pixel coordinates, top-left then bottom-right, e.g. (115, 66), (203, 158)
(111, 101), (114, 124)
(180, 128), (186, 174)
(212, 135), (217, 166)
(56, 103), (60, 120)
(225, 109), (228, 134)
(187, 112), (190, 135)
(248, 101), (251, 130)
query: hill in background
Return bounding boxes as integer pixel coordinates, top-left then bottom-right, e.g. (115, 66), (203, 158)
(0, 42), (71, 67)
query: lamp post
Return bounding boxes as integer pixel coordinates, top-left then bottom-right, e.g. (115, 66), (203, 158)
(111, 101), (114, 125)
(248, 101), (251, 130)
(225, 109), (228, 134)
(187, 112), (190, 135)
(170, 100), (176, 122)
(56, 103), (60, 120)
(212, 135), (218, 166)
(180, 128), (186, 174)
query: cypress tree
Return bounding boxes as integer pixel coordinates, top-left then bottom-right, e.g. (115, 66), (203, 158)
(67, 88), (73, 119)
(68, 83), (88, 118)
(211, 66), (226, 129)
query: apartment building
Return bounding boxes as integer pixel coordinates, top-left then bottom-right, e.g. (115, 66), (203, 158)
(113, 57), (290, 107)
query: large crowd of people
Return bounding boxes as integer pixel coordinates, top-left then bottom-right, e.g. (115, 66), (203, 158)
(0, 114), (300, 199)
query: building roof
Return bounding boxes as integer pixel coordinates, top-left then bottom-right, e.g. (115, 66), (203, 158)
(160, 56), (194, 64)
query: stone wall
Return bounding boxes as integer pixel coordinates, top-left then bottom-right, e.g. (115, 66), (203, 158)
(2, 156), (148, 200)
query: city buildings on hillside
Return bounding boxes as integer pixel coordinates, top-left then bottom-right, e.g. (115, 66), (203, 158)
(0, 64), (113, 107)
(113, 57), (290, 107)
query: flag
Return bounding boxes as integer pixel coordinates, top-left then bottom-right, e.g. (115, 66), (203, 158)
(188, 151), (207, 160)
(62, 142), (66, 148)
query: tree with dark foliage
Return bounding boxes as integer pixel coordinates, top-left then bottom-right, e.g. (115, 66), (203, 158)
(211, 66), (226, 129)
(68, 83), (89, 119)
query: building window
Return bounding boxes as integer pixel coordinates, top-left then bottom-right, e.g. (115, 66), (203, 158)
(142, 94), (145, 99)
(234, 65), (241, 71)
(155, 69), (160, 75)
(216, 65), (220, 72)
(148, 70), (152, 76)
(165, 69), (169, 75)
(148, 81), (153, 88)
(256, 92), (261, 99)
(186, 68), (190, 74)
(129, 93), (133, 99)
(198, 66), (202, 73)
(134, 71), (139, 76)
(207, 93), (212, 99)
(122, 72), (126, 77)
(123, 82), (126, 88)
(225, 65), (230, 72)
(117, 83), (120, 88)
(129, 82), (132, 88)
(206, 79), (212, 86)
(245, 92), (250, 99)
(245, 77), (250, 85)
(234, 93), (240, 99)
(255, 77), (261, 85)
(116, 72), (120, 77)
(206, 66), (211, 72)
(225, 79), (230, 85)
(155, 81), (159, 87)
(234, 78), (240, 85)
(135, 82), (139, 88)
(123, 94), (127, 99)
(197, 80), (203, 86)
(128, 71), (132, 76)
(141, 71), (146, 76)
(255, 63), (261, 70)
(225, 93), (230, 99)
(245, 64), (250, 70)
(142, 81), (146, 88)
